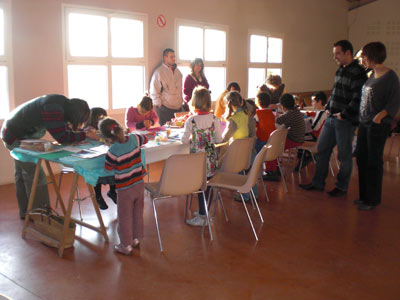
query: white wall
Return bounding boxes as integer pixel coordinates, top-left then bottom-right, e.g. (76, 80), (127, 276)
(0, 0), (348, 184)
(348, 0), (400, 75)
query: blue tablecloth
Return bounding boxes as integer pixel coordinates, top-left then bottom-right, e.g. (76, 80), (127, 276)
(11, 141), (116, 186)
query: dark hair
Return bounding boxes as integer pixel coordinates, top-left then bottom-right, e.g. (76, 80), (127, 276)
(256, 92), (271, 108)
(163, 48), (175, 57)
(362, 42), (386, 64)
(311, 91), (327, 106)
(139, 96), (153, 112)
(98, 117), (124, 143)
(65, 98), (90, 131)
(280, 93), (295, 110)
(87, 107), (107, 130)
(226, 82), (241, 93)
(245, 99), (257, 117)
(225, 91), (247, 119)
(334, 40), (353, 56)
(190, 58), (205, 81)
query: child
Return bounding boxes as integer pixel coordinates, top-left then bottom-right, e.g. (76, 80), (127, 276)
(263, 93), (305, 181)
(305, 91), (327, 141)
(254, 92), (276, 153)
(221, 91), (249, 142)
(85, 107), (117, 210)
(181, 86), (223, 226)
(295, 91), (328, 171)
(214, 82), (241, 120)
(125, 95), (159, 131)
(99, 118), (148, 255)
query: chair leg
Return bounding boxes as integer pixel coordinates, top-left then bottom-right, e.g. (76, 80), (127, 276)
(277, 160), (288, 193)
(152, 199), (163, 252)
(201, 191), (213, 241)
(240, 194), (258, 241)
(218, 189), (229, 221)
(250, 189), (263, 223)
(259, 174), (269, 203)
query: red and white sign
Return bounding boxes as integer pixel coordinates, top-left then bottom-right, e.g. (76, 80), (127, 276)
(157, 14), (166, 28)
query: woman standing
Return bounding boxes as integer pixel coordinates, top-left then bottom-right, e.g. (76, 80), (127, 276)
(183, 58), (209, 111)
(355, 42), (400, 211)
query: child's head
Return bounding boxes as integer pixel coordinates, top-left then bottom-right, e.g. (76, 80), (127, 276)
(65, 98), (91, 131)
(225, 91), (247, 118)
(138, 95), (153, 114)
(226, 82), (241, 93)
(245, 99), (257, 117)
(87, 107), (107, 129)
(99, 117), (125, 143)
(256, 92), (271, 109)
(280, 93), (295, 110)
(192, 86), (211, 112)
(311, 91), (327, 109)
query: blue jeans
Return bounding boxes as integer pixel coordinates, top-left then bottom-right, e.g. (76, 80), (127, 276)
(312, 116), (356, 191)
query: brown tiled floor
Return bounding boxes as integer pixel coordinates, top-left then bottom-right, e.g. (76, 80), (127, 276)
(1, 143), (400, 300)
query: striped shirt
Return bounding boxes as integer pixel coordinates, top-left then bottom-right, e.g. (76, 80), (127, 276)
(105, 133), (148, 190)
(276, 109), (305, 143)
(326, 60), (367, 124)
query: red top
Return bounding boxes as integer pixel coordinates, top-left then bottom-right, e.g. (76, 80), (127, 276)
(256, 109), (275, 142)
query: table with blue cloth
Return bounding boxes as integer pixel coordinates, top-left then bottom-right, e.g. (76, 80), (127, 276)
(12, 137), (189, 257)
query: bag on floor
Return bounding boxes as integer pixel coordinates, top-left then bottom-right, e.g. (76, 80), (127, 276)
(29, 207), (76, 248)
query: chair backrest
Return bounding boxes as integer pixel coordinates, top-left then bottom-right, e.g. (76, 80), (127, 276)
(157, 152), (207, 197)
(264, 128), (288, 162)
(238, 145), (270, 193)
(219, 137), (255, 173)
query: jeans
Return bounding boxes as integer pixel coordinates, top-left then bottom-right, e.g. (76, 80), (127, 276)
(312, 116), (356, 191)
(14, 159), (50, 218)
(356, 122), (391, 206)
(154, 105), (183, 125)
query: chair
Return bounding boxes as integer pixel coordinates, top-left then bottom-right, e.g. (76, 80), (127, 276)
(55, 165), (89, 221)
(297, 141), (335, 178)
(259, 128), (289, 202)
(206, 145), (270, 241)
(174, 111), (188, 118)
(212, 137), (256, 221)
(144, 152), (212, 252)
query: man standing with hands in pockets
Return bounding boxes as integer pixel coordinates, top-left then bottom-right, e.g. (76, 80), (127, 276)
(300, 40), (367, 197)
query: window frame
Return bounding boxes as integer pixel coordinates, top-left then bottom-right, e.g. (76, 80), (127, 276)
(175, 19), (228, 100)
(0, 0), (14, 120)
(62, 4), (148, 112)
(247, 30), (284, 98)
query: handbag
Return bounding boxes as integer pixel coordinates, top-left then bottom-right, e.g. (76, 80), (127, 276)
(29, 207), (76, 248)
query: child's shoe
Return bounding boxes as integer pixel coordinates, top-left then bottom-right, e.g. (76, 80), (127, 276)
(107, 190), (117, 204)
(132, 238), (140, 248)
(186, 215), (206, 226)
(96, 194), (108, 210)
(113, 243), (133, 255)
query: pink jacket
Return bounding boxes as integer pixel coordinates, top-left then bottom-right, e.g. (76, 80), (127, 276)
(125, 107), (159, 130)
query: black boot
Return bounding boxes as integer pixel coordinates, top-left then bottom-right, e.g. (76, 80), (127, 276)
(95, 183), (108, 210)
(107, 184), (117, 204)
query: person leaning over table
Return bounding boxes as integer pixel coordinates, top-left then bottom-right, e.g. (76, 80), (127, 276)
(0, 94), (97, 219)
(355, 42), (400, 211)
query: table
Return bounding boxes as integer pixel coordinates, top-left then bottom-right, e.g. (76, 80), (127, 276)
(13, 137), (189, 257)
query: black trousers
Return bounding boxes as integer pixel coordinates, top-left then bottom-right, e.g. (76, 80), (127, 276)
(356, 122), (391, 206)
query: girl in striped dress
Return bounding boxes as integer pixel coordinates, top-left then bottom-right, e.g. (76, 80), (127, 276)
(99, 118), (148, 255)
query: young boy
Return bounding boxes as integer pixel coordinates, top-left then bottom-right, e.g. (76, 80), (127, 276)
(263, 93), (305, 181)
(254, 92), (276, 153)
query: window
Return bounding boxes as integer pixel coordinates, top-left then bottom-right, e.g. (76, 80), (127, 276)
(248, 33), (283, 98)
(0, 2), (11, 120)
(64, 6), (147, 110)
(176, 20), (227, 100)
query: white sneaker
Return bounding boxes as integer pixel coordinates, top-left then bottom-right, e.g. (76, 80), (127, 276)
(186, 215), (206, 226)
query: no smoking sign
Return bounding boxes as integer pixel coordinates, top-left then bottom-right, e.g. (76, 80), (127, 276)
(157, 15), (166, 28)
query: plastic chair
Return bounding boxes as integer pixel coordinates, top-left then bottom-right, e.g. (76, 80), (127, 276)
(206, 145), (270, 241)
(212, 137), (257, 221)
(259, 128), (289, 202)
(144, 152), (212, 252)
